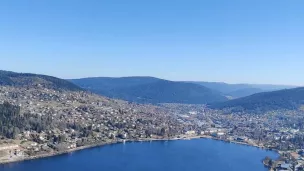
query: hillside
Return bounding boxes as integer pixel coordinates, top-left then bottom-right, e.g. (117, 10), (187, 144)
(110, 80), (228, 104)
(191, 81), (295, 98)
(70, 76), (160, 93)
(70, 77), (228, 104)
(210, 87), (304, 112)
(0, 70), (82, 91)
(0, 72), (187, 162)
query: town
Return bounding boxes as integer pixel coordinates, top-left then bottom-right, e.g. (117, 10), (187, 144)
(0, 85), (186, 163)
(0, 85), (304, 170)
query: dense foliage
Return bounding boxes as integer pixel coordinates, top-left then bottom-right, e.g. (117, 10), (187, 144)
(0, 102), (53, 139)
(0, 102), (21, 138)
(70, 76), (160, 91)
(0, 70), (82, 91)
(70, 77), (228, 104)
(210, 87), (304, 112)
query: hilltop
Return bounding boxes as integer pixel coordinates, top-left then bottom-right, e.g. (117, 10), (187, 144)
(0, 70), (82, 91)
(69, 77), (228, 104)
(210, 87), (304, 113)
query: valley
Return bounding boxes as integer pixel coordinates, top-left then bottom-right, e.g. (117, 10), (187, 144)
(0, 71), (303, 170)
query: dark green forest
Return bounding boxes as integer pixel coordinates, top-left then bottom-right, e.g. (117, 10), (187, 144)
(211, 87), (304, 113)
(0, 102), (53, 139)
(70, 77), (228, 104)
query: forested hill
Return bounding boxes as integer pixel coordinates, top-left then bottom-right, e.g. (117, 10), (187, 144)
(210, 87), (304, 113)
(110, 80), (228, 104)
(0, 70), (82, 91)
(191, 81), (295, 98)
(70, 76), (160, 92)
(70, 77), (228, 104)
(0, 102), (22, 139)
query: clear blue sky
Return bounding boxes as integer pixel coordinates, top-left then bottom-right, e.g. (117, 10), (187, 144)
(0, 0), (303, 85)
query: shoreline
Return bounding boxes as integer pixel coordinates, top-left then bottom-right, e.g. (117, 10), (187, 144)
(0, 135), (279, 165)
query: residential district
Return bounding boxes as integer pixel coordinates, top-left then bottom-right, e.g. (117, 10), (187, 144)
(0, 85), (304, 171)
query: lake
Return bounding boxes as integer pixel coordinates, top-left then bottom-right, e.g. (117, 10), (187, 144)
(0, 138), (278, 171)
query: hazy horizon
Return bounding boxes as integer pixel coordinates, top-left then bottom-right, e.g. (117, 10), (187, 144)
(1, 69), (300, 87)
(68, 75), (301, 87)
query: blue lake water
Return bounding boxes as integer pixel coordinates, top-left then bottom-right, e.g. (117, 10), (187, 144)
(0, 138), (278, 171)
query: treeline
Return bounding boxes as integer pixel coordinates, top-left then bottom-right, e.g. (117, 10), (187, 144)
(0, 102), (53, 139)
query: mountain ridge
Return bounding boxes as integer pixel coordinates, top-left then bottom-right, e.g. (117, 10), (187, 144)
(190, 81), (296, 98)
(210, 87), (304, 113)
(70, 76), (296, 100)
(69, 77), (228, 104)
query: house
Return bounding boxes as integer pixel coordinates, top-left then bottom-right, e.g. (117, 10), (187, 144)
(276, 163), (292, 171)
(217, 132), (225, 136)
(235, 137), (248, 142)
(185, 130), (196, 135)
